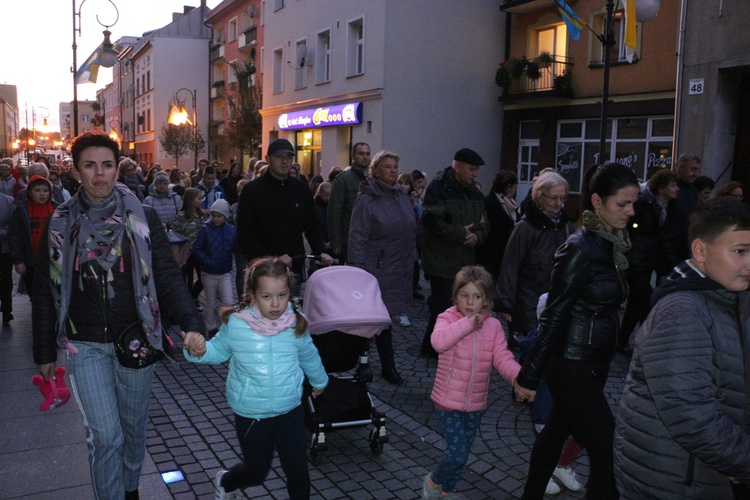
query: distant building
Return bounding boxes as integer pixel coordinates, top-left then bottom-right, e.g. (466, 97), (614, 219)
(0, 85), (19, 158)
(59, 100), (98, 139)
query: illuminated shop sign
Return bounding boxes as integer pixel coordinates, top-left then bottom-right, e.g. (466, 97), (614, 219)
(278, 102), (362, 130)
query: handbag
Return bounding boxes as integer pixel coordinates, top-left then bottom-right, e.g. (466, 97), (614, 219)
(113, 320), (165, 369)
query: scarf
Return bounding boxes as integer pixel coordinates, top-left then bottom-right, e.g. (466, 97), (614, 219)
(47, 184), (161, 352)
(496, 193), (518, 223)
(582, 209), (631, 270)
(234, 303), (297, 336)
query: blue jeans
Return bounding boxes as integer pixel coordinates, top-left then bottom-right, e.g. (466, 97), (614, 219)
(221, 405), (310, 499)
(67, 341), (155, 499)
(432, 410), (481, 493)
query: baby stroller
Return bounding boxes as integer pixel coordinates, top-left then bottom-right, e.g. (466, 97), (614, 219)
(302, 265), (392, 463)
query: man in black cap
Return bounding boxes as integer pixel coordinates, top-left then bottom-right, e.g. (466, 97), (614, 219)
(419, 148), (489, 357)
(236, 138), (332, 284)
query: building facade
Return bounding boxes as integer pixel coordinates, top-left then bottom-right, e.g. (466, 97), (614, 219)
(499, 0), (678, 212)
(260, 0), (506, 189)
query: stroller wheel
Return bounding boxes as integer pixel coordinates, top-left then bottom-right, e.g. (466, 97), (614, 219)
(368, 428), (384, 455)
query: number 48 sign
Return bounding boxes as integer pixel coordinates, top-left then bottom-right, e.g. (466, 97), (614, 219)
(689, 78), (705, 95)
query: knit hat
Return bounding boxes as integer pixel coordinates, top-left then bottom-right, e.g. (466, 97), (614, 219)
(210, 199), (231, 219)
(154, 171), (169, 182)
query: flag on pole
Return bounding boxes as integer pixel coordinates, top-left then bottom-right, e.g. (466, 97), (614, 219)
(554, 0), (586, 41)
(76, 46), (102, 85)
(623, 0), (638, 62)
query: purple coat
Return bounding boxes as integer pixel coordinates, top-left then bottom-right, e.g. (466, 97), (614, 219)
(348, 179), (416, 316)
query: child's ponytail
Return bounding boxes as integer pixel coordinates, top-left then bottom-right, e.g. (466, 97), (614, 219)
(291, 296), (307, 337)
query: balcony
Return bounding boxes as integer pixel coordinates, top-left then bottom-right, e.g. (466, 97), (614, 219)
(210, 44), (225, 61)
(238, 26), (257, 52)
(500, 0), (576, 14)
(499, 55), (574, 102)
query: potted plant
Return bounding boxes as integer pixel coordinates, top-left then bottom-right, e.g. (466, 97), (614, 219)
(525, 60), (542, 80)
(495, 61), (512, 89)
(507, 57), (526, 80)
(553, 71), (574, 98)
(536, 52), (554, 69)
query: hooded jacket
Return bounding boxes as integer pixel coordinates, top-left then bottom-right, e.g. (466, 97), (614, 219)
(192, 220), (236, 274)
(197, 179), (225, 209)
(9, 176), (56, 267)
(347, 179), (416, 315)
(430, 306), (520, 412)
(613, 261), (750, 499)
(184, 304), (328, 419)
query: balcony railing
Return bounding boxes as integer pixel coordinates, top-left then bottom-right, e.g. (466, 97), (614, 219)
(507, 56), (574, 96)
(238, 26), (257, 51)
(210, 44), (225, 61)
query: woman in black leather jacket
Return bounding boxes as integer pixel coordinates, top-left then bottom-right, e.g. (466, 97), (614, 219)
(514, 163), (639, 500)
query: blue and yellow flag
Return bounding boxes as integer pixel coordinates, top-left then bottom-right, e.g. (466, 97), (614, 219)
(554, 0), (586, 41)
(76, 46), (102, 85)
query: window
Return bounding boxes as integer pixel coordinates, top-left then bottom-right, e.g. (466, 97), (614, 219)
(274, 0), (284, 11)
(273, 48), (284, 94)
(228, 18), (237, 43)
(346, 18), (364, 77)
(590, 10), (640, 65)
(316, 30), (331, 84)
(228, 61), (238, 86)
(556, 116), (673, 192)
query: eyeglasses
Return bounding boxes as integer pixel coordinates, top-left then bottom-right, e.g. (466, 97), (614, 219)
(541, 193), (568, 203)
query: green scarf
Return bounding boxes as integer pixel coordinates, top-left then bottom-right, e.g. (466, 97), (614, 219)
(582, 209), (631, 270)
(47, 184), (161, 353)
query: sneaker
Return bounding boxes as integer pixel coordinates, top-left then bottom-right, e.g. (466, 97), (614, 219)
(422, 473), (442, 499)
(395, 314), (411, 327)
(546, 478), (561, 495)
(553, 466), (582, 492)
(214, 470), (238, 500)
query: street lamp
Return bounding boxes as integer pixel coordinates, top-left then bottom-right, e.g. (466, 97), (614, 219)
(34, 106), (50, 136)
(597, 0), (660, 160)
(168, 88), (198, 171)
(109, 118), (121, 143)
(72, 0), (120, 137)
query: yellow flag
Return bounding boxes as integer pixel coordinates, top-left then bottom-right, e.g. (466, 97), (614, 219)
(624, 0), (637, 49)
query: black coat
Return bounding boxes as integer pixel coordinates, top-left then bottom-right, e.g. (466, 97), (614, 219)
(661, 180), (699, 271)
(475, 193), (517, 278)
(626, 190), (668, 272)
(32, 206), (205, 364)
(517, 227), (627, 390)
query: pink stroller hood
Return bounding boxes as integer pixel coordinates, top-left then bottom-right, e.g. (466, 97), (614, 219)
(303, 266), (392, 338)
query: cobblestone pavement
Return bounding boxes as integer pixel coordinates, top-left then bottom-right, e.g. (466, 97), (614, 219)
(149, 277), (632, 499)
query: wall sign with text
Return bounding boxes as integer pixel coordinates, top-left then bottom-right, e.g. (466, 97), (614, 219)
(278, 102), (363, 130)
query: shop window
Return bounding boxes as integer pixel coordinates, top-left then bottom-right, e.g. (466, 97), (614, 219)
(346, 18), (364, 77)
(556, 116), (673, 192)
(316, 30), (331, 84)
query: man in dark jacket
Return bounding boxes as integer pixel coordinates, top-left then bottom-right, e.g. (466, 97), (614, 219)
(327, 142), (370, 262)
(236, 139), (332, 284)
(419, 148), (489, 357)
(614, 198), (750, 499)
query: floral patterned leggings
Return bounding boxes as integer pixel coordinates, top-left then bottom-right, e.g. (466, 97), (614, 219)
(432, 409), (481, 493)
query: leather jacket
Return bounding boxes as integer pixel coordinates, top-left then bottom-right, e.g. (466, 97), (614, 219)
(517, 227), (627, 390)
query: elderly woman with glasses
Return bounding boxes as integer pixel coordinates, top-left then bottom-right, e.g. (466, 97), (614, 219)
(118, 158), (145, 201)
(496, 171), (576, 344)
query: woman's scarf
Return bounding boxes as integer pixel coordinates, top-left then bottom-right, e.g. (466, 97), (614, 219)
(582, 209), (631, 270)
(234, 303), (297, 336)
(496, 193), (518, 223)
(47, 183), (162, 352)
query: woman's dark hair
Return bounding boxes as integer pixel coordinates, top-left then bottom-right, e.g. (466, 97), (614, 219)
(309, 174), (324, 196)
(581, 163), (639, 211)
(714, 180), (745, 199)
(229, 162), (242, 177)
(689, 197), (750, 244)
(648, 168), (678, 195)
(180, 187), (202, 217)
(71, 131), (120, 169)
(220, 257), (307, 336)
(693, 175), (715, 192)
(411, 169), (426, 182)
(169, 168), (182, 184)
(490, 170), (518, 195)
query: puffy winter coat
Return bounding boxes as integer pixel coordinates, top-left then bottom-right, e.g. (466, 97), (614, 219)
(185, 305), (328, 420)
(495, 200), (575, 334)
(347, 179), (416, 315)
(421, 167), (489, 280)
(516, 227), (627, 390)
(614, 262), (750, 499)
(192, 221), (236, 274)
(431, 306), (520, 412)
(143, 190), (182, 227)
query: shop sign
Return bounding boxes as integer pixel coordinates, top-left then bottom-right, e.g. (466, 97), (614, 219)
(278, 102), (362, 130)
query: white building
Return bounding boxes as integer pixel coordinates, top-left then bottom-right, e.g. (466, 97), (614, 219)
(260, 0), (505, 188)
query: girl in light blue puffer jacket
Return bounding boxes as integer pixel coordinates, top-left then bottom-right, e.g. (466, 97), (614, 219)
(182, 256), (328, 500)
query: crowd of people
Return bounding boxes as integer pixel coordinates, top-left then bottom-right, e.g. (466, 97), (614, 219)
(1, 132), (748, 499)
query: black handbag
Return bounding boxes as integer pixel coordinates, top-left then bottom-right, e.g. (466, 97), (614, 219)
(113, 320), (165, 369)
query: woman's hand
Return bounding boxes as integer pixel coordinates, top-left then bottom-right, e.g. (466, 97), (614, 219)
(181, 331), (206, 357)
(37, 363), (57, 383)
(14, 263), (26, 275)
(311, 388), (324, 398)
(513, 380), (536, 403)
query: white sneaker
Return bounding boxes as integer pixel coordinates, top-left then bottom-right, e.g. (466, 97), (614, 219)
(214, 470), (238, 500)
(395, 314), (411, 327)
(422, 473), (442, 499)
(553, 466), (582, 491)
(545, 478), (561, 495)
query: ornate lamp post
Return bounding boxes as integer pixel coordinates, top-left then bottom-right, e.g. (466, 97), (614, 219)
(168, 88), (198, 171)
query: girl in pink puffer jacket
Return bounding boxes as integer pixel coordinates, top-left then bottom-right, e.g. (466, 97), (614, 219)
(423, 266), (521, 499)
